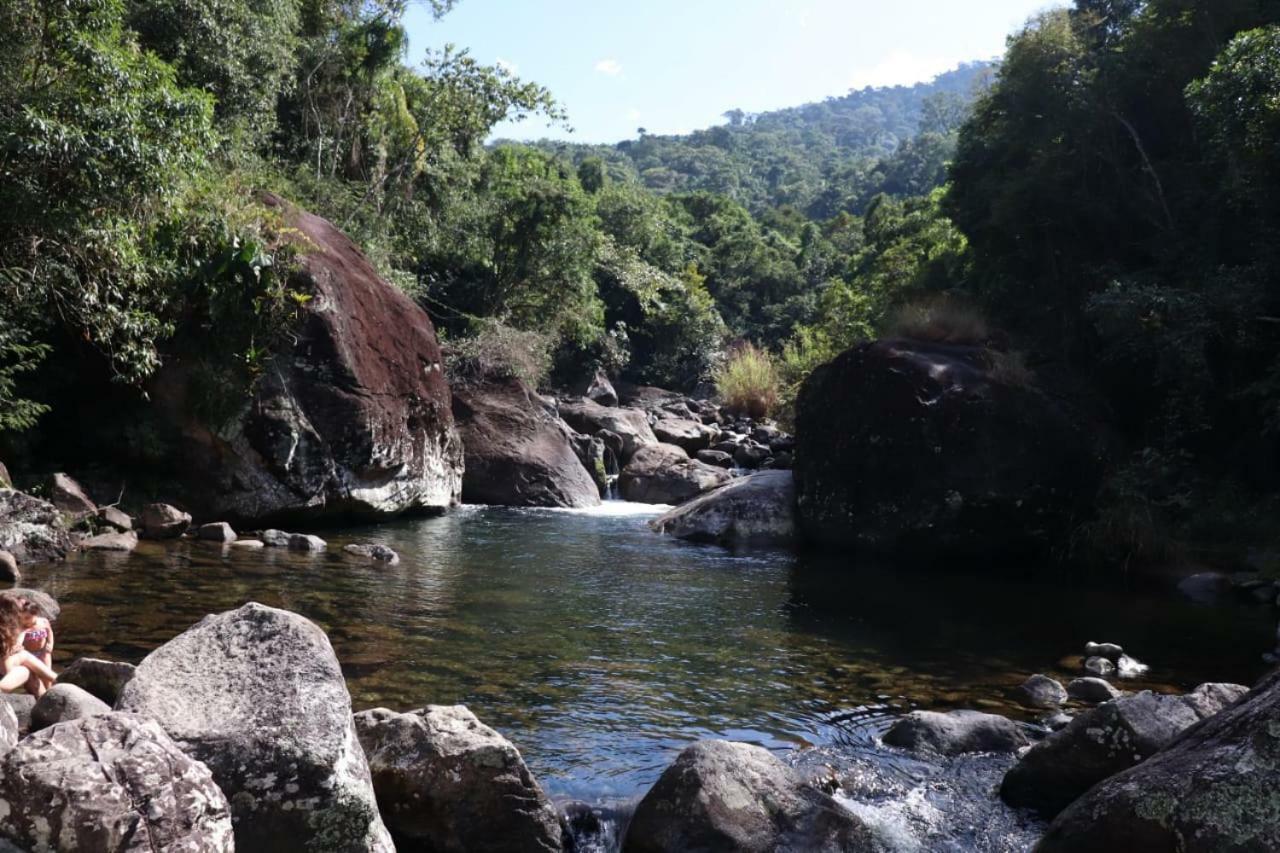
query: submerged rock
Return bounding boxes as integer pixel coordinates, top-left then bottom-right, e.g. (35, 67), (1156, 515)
(262, 529), (328, 552)
(343, 543), (401, 565)
(794, 338), (1100, 559)
(154, 193), (463, 523)
(650, 470), (795, 547)
(1021, 674), (1068, 708)
(883, 710), (1029, 756)
(1037, 673), (1274, 852)
(623, 740), (884, 853)
(0, 488), (72, 564)
(1001, 684), (1248, 816)
(619, 444), (732, 505)
(0, 713), (234, 852)
(80, 529), (139, 552)
(58, 657), (137, 706)
(30, 683), (111, 732)
(452, 378), (601, 508)
(117, 603), (392, 852)
(355, 705), (562, 853)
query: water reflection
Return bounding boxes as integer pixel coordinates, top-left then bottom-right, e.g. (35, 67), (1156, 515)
(24, 504), (1272, 800)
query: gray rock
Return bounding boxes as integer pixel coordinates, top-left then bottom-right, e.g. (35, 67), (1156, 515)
(0, 488), (72, 564)
(1084, 641), (1124, 661)
(653, 417), (719, 454)
(0, 712), (233, 852)
(619, 444), (733, 505)
(1067, 677), (1121, 703)
(2, 588), (59, 620)
(288, 532), (327, 552)
(596, 428), (624, 463)
(1, 694), (34, 735)
(1084, 656), (1115, 677)
(574, 367), (618, 407)
(80, 529), (139, 552)
(1044, 711), (1073, 731)
(31, 683), (112, 732)
(355, 705), (562, 853)
(1036, 677), (1273, 852)
(1115, 653), (1150, 679)
(117, 603), (392, 852)
(622, 740), (885, 853)
(695, 449), (735, 468)
(1021, 674), (1068, 708)
(650, 471), (795, 547)
(0, 700), (15, 750)
(58, 657), (137, 706)
(197, 522), (237, 543)
(883, 709), (1029, 756)
(733, 441), (772, 469)
(0, 462), (8, 489)
(0, 551), (17, 583)
(1001, 684), (1247, 816)
(559, 400), (658, 464)
(141, 502), (192, 539)
(261, 528), (291, 547)
(231, 538), (265, 550)
(47, 472), (96, 517)
(1176, 571), (1232, 604)
(97, 505), (133, 532)
(343, 543), (401, 565)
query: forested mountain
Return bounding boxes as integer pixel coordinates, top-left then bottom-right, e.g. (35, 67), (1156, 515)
(529, 62), (993, 218)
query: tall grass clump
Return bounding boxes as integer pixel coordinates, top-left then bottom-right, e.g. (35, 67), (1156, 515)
(887, 295), (990, 345)
(715, 342), (780, 419)
(445, 320), (553, 388)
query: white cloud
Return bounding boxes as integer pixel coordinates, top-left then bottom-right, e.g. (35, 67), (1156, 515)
(495, 57), (518, 75)
(848, 51), (958, 90)
(594, 58), (623, 76)
(626, 108), (642, 122)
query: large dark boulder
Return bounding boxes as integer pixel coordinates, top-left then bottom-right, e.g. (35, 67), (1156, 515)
(1037, 671), (1278, 852)
(0, 713), (234, 852)
(622, 740), (885, 853)
(1001, 684), (1247, 817)
(155, 194), (463, 524)
(651, 470), (795, 547)
(619, 444), (732, 505)
(559, 399), (657, 464)
(354, 705), (563, 853)
(0, 489), (72, 564)
(794, 339), (1101, 558)
(452, 378), (600, 508)
(117, 603), (392, 852)
(58, 657), (137, 706)
(30, 683), (111, 732)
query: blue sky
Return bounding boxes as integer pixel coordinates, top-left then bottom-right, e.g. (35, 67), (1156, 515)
(404, 0), (1063, 144)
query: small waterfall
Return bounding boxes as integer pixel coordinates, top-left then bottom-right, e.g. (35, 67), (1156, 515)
(561, 800), (633, 853)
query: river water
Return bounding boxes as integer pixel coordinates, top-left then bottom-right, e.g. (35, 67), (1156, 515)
(21, 502), (1273, 839)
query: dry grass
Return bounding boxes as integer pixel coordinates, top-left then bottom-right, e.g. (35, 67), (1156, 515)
(445, 321), (552, 388)
(985, 348), (1035, 387)
(715, 342), (780, 419)
(887, 296), (990, 345)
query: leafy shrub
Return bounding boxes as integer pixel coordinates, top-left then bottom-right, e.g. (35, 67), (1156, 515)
(715, 342), (780, 418)
(445, 321), (552, 388)
(886, 296), (989, 344)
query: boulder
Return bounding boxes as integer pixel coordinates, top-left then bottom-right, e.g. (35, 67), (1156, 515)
(452, 378), (601, 508)
(153, 193), (463, 523)
(1085, 641), (1124, 661)
(30, 683), (112, 732)
(619, 444), (733, 505)
(1176, 571), (1232, 605)
(97, 505), (133, 532)
(1021, 674), (1068, 708)
(0, 713), (234, 852)
(653, 417), (718, 454)
(695, 449), (734, 469)
(116, 603), (392, 852)
(1, 588), (58, 620)
(622, 740), (883, 853)
(0, 552), (16, 584)
(47, 472), (96, 517)
(572, 368), (618, 407)
(1067, 677), (1121, 703)
(1037, 674), (1274, 852)
(142, 502), (192, 539)
(1, 695), (33, 735)
(231, 538), (265, 550)
(343, 543), (401, 565)
(0, 462), (8, 488)
(58, 657), (137, 706)
(794, 339), (1100, 558)
(882, 709), (1029, 756)
(1085, 656), (1115, 677)
(0, 700), (16, 750)
(733, 442), (771, 469)
(650, 471), (795, 547)
(559, 399), (657, 464)
(80, 529), (139, 552)
(570, 432), (610, 495)
(354, 705), (562, 853)
(1116, 654), (1149, 679)
(1001, 684), (1248, 816)
(0, 488), (72, 563)
(197, 521), (237, 543)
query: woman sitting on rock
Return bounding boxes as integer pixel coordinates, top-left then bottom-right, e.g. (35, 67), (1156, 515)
(0, 597), (56, 697)
(16, 598), (54, 696)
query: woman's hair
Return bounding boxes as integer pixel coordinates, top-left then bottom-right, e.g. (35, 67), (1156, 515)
(14, 598), (39, 620)
(0, 597), (24, 653)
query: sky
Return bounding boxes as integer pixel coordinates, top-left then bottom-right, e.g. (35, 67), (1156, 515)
(403, 0), (1064, 144)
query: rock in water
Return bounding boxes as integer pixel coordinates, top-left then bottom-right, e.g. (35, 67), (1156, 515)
(58, 657), (137, 706)
(1001, 684), (1248, 816)
(153, 194), (463, 523)
(0, 713), (234, 852)
(452, 378), (602, 508)
(97, 505), (133, 532)
(882, 710), (1029, 756)
(794, 339), (1100, 558)
(1037, 673), (1275, 852)
(354, 705), (563, 853)
(117, 603), (392, 852)
(142, 503), (192, 539)
(1067, 677), (1121, 704)
(0, 488), (72, 563)
(619, 444), (733, 505)
(622, 740), (884, 853)
(30, 683), (111, 732)
(1084, 656), (1115, 677)
(1084, 641), (1124, 661)
(197, 522), (237, 543)
(1021, 674), (1069, 708)
(1115, 654), (1149, 679)
(343, 544), (401, 565)
(80, 530), (139, 552)
(651, 471), (795, 547)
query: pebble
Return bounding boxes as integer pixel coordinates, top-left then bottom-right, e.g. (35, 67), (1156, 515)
(1020, 674), (1068, 708)
(1084, 656), (1115, 677)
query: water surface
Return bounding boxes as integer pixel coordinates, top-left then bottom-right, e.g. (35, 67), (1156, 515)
(24, 503), (1273, 803)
